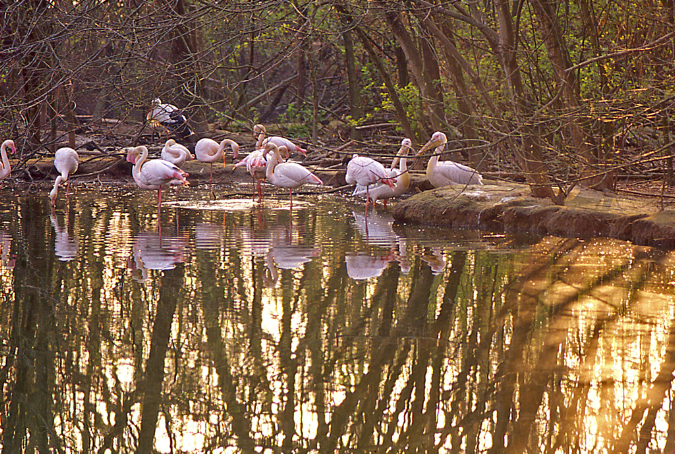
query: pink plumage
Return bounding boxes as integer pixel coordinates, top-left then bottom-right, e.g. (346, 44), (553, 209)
(263, 142), (322, 207)
(126, 146), (189, 214)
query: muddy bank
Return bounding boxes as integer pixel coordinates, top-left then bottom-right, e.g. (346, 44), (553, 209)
(391, 181), (675, 249)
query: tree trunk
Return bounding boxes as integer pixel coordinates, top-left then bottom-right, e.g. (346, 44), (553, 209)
(532, 0), (614, 190)
(494, 0), (557, 201)
(336, 2), (419, 142)
(340, 14), (362, 141)
(379, 2), (444, 132)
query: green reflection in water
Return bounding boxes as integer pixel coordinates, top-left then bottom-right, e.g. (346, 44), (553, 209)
(0, 188), (674, 453)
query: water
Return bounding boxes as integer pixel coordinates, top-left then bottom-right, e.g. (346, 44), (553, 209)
(1, 186), (675, 453)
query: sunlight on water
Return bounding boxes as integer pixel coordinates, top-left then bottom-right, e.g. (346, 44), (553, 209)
(1, 188), (675, 453)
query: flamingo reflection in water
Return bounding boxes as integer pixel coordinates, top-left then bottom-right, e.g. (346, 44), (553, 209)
(50, 210), (78, 261)
(195, 222), (225, 251)
(422, 247), (446, 275)
(0, 230), (14, 269)
(350, 210), (411, 275)
(129, 231), (187, 283)
(236, 218), (320, 287)
(264, 245), (319, 287)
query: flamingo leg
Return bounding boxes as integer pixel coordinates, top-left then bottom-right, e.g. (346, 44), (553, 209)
(157, 188), (163, 218)
(209, 164), (214, 184)
(257, 180), (264, 202)
(289, 189), (293, 209)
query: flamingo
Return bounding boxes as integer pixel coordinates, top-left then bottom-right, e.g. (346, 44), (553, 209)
(416, 131), (482, 187)
(50, 147), (79, 206)
(234, 149), (269, 202)
(345, 154), (395, 208)
(263, 142), (323, 207)
(161, 139), (194, 166)
(195, 138), (239, 183)
(0, 139), (15, 180)
(353, 138), (412, 208)
(126, 145), (189, 215)
(147, 98), (194, 140)
(254, 124), (307, 156)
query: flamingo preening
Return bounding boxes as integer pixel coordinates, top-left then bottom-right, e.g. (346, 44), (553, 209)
(50, 147), (79, 206)
(126, 145), (189, 215)
(161, 139), (194, 166)
(147, 98), (194, 140)
(195, 138), (239, 183)
(345, 154), (395, 209)
(263, 142), (323, 208)
(234, 149), (269, 202)
(416, 131), (482, 187)
(0, 139), (15, 180)
(353, 138), (412, 208)
(254, 124), (307, 156)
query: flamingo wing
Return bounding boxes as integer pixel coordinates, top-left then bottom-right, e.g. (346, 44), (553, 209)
(271, 162), (322, 188)
(432, 161), (483, 186)
(195, 138), (220, 164)
(139, 159), (188, 189)
(263, 136), (306, 155)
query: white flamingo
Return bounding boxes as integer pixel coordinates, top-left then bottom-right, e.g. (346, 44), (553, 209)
(161, 139), (194, 166)
(195, 138), (239, 183)
(263, 142), (323, 207)
(254, 124), (307, 155)
(345, 154), (395, 208)
(126, 145), (189, 214)
(353, 138), (412, 208)
(0, 139), (16, 180)
(416, 131), (482, 187)
(50, 147), (79, 206)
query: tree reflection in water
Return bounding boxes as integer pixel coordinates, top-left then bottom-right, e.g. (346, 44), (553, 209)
(1, 191), (675, 453)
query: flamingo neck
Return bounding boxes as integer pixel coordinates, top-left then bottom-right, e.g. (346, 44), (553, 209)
(133, 148), (149, 181)
(255, 131), (266, 149)
(265, 150), (280, 179)
(0, 142), (9, 175)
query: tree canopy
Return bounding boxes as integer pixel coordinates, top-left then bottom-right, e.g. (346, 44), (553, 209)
(2, 0), (674, 202)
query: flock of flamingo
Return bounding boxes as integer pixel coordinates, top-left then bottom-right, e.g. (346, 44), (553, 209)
(0, 99), (484, 213)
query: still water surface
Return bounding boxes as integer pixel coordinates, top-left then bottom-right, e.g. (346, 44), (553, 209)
(1, 186), (675, 453)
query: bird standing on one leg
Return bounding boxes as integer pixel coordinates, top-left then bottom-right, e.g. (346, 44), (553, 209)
(262, 142), (323, 208)
(126, 145), (189, 217)
(195, 138), (239, 184)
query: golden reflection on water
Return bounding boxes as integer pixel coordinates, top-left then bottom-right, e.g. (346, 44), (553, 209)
(0, 189), (675, 452)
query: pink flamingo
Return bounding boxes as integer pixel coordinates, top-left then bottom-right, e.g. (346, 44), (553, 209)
(0, 139), (16, 180)
(234, 148), (274, 202)
(195, 138), (239, 183)
(254, 124), (307, 155)
(126, 145), (189, 215)
(345, 154), (395, 208)
(263, 142), (322, 208)
(161, 139), (194, 166)
(50, 147), (79, 206)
